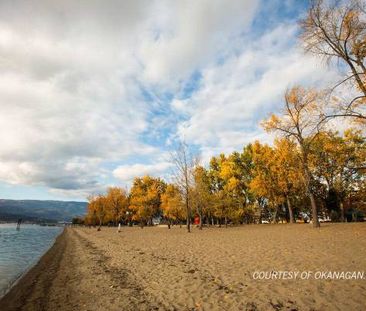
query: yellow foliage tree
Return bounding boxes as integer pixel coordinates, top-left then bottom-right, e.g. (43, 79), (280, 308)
(273, 138), (304, 223)
(191, 166), (213, 229)
(250, 141), (284, 223)
(105, 187), (129, 225)
(85, 194), (107, 230)
(129, 175), (166, 228)
(263, 86), (325, 227)
(310, 129), (366, 221)
(161, 184), (185, 228)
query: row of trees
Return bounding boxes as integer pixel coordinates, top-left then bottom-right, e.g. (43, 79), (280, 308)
(85, 187), (129, 229)
(84, 0), (366, 230)
(84, 127), (365, 229)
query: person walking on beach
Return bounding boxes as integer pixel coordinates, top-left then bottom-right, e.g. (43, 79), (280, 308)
(118, 223), (121, 233)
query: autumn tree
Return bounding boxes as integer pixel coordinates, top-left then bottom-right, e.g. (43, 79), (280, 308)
(208, 154), (226, 194)
(273, 138), (304, 223)
(86, 194), (107, 230)
(239, 144), (262, 223)
(129, 176), (166, 228)
(310, 129), (366, 221)
(250, 141), (284, 223)
(301, 0), (366, 120)
(85, 196), (97, 226)
(249, 139), (304, 224)
(208, 154), (232, 226)
(191, 166), (212, 229)
(240, 145), (256, 208)
(161, 184), (185, 228)
(171, 143), (197, 233)
(105, 187), (129, 225)
(263, 86), (326, 227)
(221, 152), (253, 208)
(208, 150), (254, 226)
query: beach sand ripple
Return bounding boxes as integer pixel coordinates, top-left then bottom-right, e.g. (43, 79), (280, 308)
(1, 223), (366, 311)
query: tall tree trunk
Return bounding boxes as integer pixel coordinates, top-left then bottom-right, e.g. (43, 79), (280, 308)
(97, 217), (102, 231)
(352, 211), (356, 222)
(301, 150), (320, 228)
(186, 195), (191, 233)
(310, 193), (320, 228)
(272, 206), (278, 224)
(339, 201), (345, 222)
(198, 209), (203, 230)
(286, 195), (295, 223)
(225, 216), (228, 228)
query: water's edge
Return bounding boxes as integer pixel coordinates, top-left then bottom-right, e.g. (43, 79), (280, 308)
(0, 227), (65, 299)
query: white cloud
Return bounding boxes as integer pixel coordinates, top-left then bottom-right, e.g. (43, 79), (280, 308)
(175, 23), (341, 157)
(0, 0), (255, 197)
(0, 1), (154, 196)
(0, 1), (346, 199)
(113, 162), (173, 183)
(0, 0), (261, 197)
(139, 0), (259, 87)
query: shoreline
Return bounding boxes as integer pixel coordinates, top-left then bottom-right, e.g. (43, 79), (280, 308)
(0, 226), (65, 300)
(0, 229), (67, 311)
(0, 227), (156, 311)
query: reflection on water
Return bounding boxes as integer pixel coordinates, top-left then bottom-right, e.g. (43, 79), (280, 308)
(0, 224), (62, 297)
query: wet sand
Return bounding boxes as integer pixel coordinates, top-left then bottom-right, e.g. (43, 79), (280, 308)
(1, 223), (366, 310)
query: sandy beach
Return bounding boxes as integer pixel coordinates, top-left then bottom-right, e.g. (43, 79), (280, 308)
(1, 223), (366, 311)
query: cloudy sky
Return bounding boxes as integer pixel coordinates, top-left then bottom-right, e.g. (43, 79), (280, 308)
(0, 0), (341, 201)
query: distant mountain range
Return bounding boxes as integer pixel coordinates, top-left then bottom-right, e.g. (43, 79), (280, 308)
(0, 199), (87, 223)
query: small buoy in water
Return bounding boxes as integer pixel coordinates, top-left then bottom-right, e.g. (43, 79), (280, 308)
(118, 223), (121, 233)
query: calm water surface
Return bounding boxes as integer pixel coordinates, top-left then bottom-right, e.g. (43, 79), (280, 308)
(0, 224), (62, 297)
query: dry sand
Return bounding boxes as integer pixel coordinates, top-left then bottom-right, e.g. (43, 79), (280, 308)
(1, 223), (366, 311)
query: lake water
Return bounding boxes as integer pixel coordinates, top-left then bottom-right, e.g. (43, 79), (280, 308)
(0, 224), (63, 297)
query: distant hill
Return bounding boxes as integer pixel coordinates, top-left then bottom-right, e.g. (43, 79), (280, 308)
(0, 199), (87, 222)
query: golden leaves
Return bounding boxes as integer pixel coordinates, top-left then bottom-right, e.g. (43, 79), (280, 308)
(161, 184), (185, 221)
(129, 175), (166, 222)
